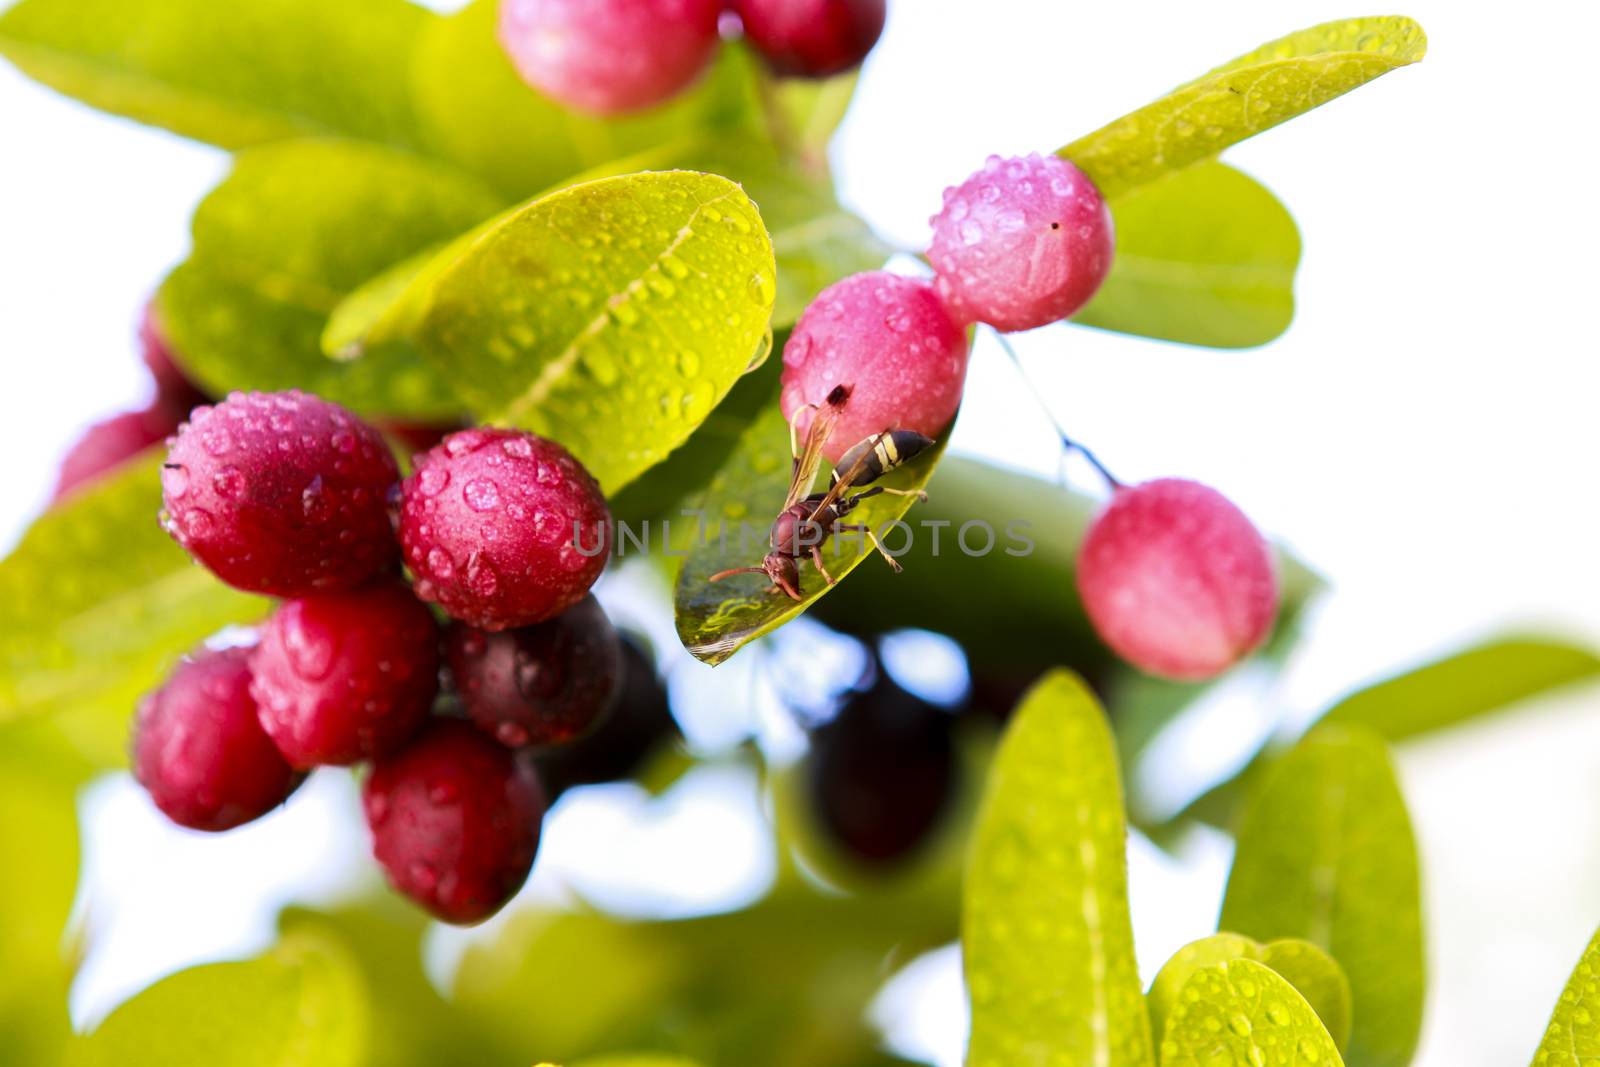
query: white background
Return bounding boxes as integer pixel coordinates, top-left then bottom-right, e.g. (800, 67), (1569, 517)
(4, 1), (1600, 1065)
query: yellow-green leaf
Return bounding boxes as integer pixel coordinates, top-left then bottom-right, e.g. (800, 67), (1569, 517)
(0, 0), (431, 149)
(1159, 959), (1343, 1067)
(0, 455), (266, 766)
(1529, 924), (1600, 1066)
(1062, 16), (1427, 199)
(1148, 934), (1350, 1052)
(964, 670), (1153, 1067)
(70, 936), (368, 1067)
(1220, 726), (1424, 1067)
(158, 138), (502, 418)
(1074, 162), (1300, 348)
(358, 170), (777, 495)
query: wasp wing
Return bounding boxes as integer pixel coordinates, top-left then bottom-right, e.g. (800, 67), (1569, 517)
(782, 386), (851, 512)
(804, 431), (885, 521)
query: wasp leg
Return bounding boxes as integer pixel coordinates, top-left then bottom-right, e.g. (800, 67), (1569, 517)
(875, 486), (929, 502)
(835, 525), (904, 574)
(809, 544), (837, 585)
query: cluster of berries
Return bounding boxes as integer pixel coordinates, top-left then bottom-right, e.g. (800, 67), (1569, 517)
(779, 149), (1277, 680)
(498, 0), (886, 115)
(136, 388), (620, 924)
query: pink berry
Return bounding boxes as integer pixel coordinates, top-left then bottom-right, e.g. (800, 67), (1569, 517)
(1076, 478), (1278, 681)
(250, 583), (441, 769)
(732, 0), (886, 78)
(929, 153), (1115, 333)
(160, 390), (400, 597)
(131, 645), (301, 832)
(398, 428), (610, 631)
(446, 594), (621, 749)
(52, 404), (182, 503)
(363, 718), (546, 924)
(780, 271), (969, 465)
(497, 0), (723, 115)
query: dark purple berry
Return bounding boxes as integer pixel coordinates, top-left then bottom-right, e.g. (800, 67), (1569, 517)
(250, 582), (440, 768)
(808, 669), (956, 866)
(446, 594), (621, 749)
(535, 634), (678, 797)
(131, 645), (301, 832)
(398, 428), (610, 631)
(363, 719), (546, 925)
(160, 390), (401, 597)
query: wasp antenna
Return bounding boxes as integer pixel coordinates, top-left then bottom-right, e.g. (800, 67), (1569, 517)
(708, 566), (765, 582)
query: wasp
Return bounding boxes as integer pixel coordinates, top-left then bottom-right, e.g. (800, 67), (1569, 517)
(709, 385), (934, 601)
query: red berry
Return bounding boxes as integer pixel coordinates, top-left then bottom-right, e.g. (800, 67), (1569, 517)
(250, 583), (441, 769)
(398, 428), (610, 631)
(131, 645), (301, 832)
(497, 0), (723, 115)
(929, 153), (1114, 333)
(780, 271), (969, 465)
(140, 301), (207, 411)
(446, 594), (621, 749)
(732, 0), (886, 78)
(1076, 478), (1278, 681)
(160, 390), (401, 597)
(52, 404), (182, 503)
(363, 719), (546, 924)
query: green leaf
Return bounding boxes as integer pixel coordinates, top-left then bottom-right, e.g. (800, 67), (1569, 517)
(1148, 934), (1350, 1053)
(71, 935), (368, 1067)
(1220, 726), (1424, 1067)
(408, 0), (762, 200)
(1159, 959), (1343, 1067)
(0, 455), (266, 766)
(1529, 924), (1600, 1066)
(671, 385), (949, 667)
(574, 1058), (707, 1067)
(1061, 16), (1427, 199)
(1073, 162), (1300, 348)
(964, 670), (1153, 1067)
(1322, 635), (1600, 741)
(355, 170), (777, 494)
(0, 723), (83, 1065)
(158, 138), (502, 418)
(0, 0), (431, 149)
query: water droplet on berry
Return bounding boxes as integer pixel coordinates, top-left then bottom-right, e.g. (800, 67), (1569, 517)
(284, 621), (336, 681)
(466, 556), (500, 596)
(408, 861), (439, 891)
(182, 508), (214, 538)
(302, 476), (331, 521)
(464, 478), (501, 512)
(418, 466), (450, 496)
(496, 721), (531, 747)
(959, 219), (984, 245)
(201, 427), (232, 456)
(212, 466), (244, 498)
(501, 436), (533, 459)
(427, 547), (455, 579)
(161, 463), (190, 498)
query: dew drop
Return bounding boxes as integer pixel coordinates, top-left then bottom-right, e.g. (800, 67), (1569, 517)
(212, 466), (244, 499)
(464, 478), (501, 512)
(427, 547), (455, 579)
(161, 463), (190, 499)
(418, 466), (450, 496)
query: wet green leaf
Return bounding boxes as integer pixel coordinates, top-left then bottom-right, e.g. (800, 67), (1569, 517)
(574, 1056), (707, 1067)
(1148, 934), (1350, 1053)
(964, 670), (1153, 1067)
(1529, 924), (1600, 1066)
(1062, 16), (1426, 199)
(352, 170), (776, 494)
(0, 0), (430, 149)
(0, 455), (266, 766)
(1074, 162), (1300, 348)
(671, 383), (949, 666)
(1221, 726), (1423, 1067)
(70, 935), (368, 1067)
(0, 723), (82, 1066)
(408, 0), (762, 200)
(1322, 635), (1600, 740)
(1159, 959), (1342, 1067)
(158, 138), (501, 418)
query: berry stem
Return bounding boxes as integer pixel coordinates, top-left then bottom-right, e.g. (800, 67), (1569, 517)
(989, 328), (1123, 491)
